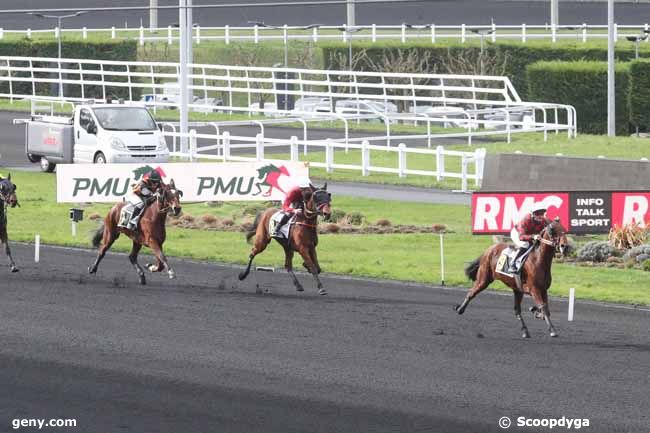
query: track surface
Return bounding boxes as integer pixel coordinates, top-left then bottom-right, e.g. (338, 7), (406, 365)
(0, 243), (648, 433)
(2, 1), (650, 29)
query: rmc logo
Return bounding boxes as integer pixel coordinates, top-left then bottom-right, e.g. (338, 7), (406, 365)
(472, 193), (568, 233)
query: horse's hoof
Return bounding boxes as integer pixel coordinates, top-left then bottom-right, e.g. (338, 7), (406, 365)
(238, 272), (247, 281)
(550, 331), (558, 338)
(88, 266), (96, 275)
(522, 331), (531, 339)
(318, 288), (327, 296)
(296, 286), (304, 292)
(147, 264), (157, 273)
(529, 306), (538, 313)
(10, 266), (19, 273)
(168, 270), (176, 279)
(138, 275), (146, 285)
(454, 304), (465, 315)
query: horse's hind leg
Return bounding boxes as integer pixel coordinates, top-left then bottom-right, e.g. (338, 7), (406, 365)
(283, 247), (304, 292)
(88, 229), (118, 274)
(0, 228), (18, 272)
(455, 270), (493, 315)
(514, 290), (530, 338)
(129, 242), (146, 285)
(238, 236), (271, 281)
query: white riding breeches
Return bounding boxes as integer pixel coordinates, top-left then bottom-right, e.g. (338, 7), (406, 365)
(510, 228), (531, 249)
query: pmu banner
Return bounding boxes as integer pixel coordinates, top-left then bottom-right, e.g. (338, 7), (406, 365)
(472, 191), (650, 234)
(57, 162), (309, 203)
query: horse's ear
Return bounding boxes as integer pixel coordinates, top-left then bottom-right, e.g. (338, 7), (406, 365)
(7, 173), (10, 181)
(322, 182), (327, 191)
(170, 179), (175, 188)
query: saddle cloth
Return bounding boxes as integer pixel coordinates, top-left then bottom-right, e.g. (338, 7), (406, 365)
(496, 245), (534, 277)
(269, 211), (294, 239)
(118, 206), (135, 228)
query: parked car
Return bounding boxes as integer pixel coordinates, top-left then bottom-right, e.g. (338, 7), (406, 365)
(334, 99), (398, 123)
(409, 105), (474, 128)
(293, 97), (332, 117)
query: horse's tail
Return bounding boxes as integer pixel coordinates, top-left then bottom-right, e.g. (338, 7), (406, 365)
(245, 212), (262, 243)
(464, 256), (482, 281)
(91, 224), (104, 248)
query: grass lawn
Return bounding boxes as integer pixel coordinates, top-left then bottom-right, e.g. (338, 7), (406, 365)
(3, 170), (649, 305)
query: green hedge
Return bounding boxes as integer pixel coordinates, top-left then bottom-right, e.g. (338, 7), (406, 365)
(0, 39), (139, 100)
(527, 61), (631, 135)
(629, 59), (650, 132)
(321, 41), (640, 100)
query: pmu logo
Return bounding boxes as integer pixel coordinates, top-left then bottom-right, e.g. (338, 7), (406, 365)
(71, 165), (166, 197)
(472, 193), (568, 233)
(196, 164), (293, 197)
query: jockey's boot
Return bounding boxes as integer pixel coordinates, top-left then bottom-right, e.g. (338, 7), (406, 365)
(508, 247), (526, 274)
(127, 207), (143, 231)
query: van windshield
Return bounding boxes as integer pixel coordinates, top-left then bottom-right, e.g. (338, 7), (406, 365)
(93, 107), (158, 131)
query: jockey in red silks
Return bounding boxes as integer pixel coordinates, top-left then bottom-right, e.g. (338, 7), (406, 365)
(508, 202), (552, 273)
(271, 176), (313, 238)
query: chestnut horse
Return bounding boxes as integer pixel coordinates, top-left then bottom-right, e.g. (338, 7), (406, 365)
(455, 218), (569, 338)
(0, 174), (19, 273)
(238, 185), (332, 295)
(89, 181), (183, 284)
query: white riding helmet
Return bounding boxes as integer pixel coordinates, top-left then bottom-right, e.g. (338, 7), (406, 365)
(295, 176), (312, 188)
(531, 202), (547, 214)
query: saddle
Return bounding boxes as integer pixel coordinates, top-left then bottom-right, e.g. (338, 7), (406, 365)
(269, 211), (295, 240)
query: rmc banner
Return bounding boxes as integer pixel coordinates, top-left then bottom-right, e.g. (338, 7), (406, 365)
(472, 191), (650, 234)
(57, 162), (309, 203)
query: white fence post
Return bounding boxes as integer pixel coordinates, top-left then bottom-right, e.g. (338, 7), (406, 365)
(0, 28), (4, 40)
(582, 23), (587, 43)
(461, 24), (466, 43)
(222, 131), (230, 161)
(196, 25), (201, 44)
(398, 143), (406, 178)
(325, 139), (334, 173)
(436, 145), (444, 181)
(474, 148), (486, 187)
(521, 23), (526, 43)
(431, 24), (436, 44)
(401, 23), (406, 43)
(139, 26), (144, 46)
(34, 234), (40, 263)
(551, 23), (557, 43)
(361, 140), (370, 176)
(111, 26), (116, 39)
(189, 129), (197, 162)
(27, 28), (31, 39)
(491, 22), (496, 42)
(568, 287), (575, 321)
(372, 24), (377, 43)
(312, 26), (319, 43)
(290, 136), (299, 161)
(254, 25), (259, 44)
(256, 133), (265, 161)
(82, 27), (87, 39)
(225, 25), (230, 44)
(461, 155), (469, 192)
(168, 26), (172, 45)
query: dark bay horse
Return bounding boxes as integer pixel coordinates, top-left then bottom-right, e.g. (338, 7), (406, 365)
(89, 181), (182, 284)
(456, 218), (569, 338)
(238, 185), (332, 295)
(0, 174), (19, 273)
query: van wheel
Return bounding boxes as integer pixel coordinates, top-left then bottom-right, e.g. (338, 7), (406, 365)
(27, 153), (41, 163)
(94, 152), (107, 164)
(39, 157), (56, 173)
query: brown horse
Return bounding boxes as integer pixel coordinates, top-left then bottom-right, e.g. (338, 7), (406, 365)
(455, 218), (569, 338)
(0, 174), (19, 273)
(89, 181), (183, 284)
(238, 185), (332, 295)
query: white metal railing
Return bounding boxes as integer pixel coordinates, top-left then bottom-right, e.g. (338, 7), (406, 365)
(0, 56), (577, 143)
(1, 23), (649, 46)
(164, 129), (486, 192)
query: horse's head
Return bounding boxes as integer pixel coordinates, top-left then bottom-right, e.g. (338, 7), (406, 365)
(158, 179), (183, 217)
(0, 174), (18, 208)
(306, 183), (332, 221)
(543, 217), (569, 257)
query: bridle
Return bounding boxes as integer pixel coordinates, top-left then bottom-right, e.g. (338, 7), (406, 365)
(297, 189), (330, 228)
(0, 180), (18, 209)
(541, 221), (565, 250)
(155, 185), (182, 214)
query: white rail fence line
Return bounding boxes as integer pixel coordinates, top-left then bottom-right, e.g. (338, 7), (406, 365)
(0, 56), (577, 145)
(164, 129), (487, 192)
(1, 23), (649, 46)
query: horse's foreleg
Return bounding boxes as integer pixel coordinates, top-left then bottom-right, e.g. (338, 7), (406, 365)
(129, 242), (146, 285)
(284, 247), (303, 292)
(530, 290), (557, 337)
(309, 247), (321, 274)
(514, 290), (530, 338)
(0, 229), (18, 272)
(238, 236), (270, 281)
(297, 246), (325, 295)
(149, 242), (175, 279)
(88, 228), (118, 274)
